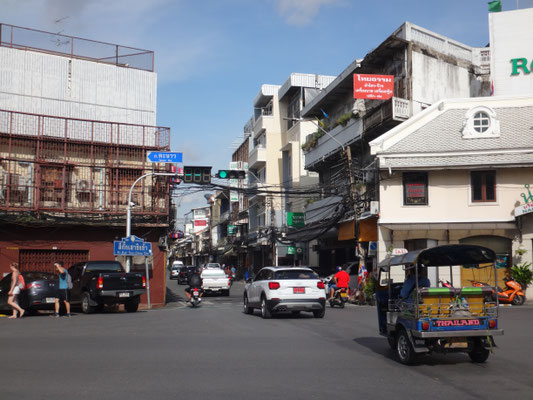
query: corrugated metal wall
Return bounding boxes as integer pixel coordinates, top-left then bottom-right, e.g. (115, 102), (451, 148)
(0, 47), (156, 126)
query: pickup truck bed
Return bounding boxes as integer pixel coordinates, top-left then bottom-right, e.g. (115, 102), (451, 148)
(201, 268), (230, 296)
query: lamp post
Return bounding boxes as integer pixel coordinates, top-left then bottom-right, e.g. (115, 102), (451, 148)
(125, 172), (176, 272)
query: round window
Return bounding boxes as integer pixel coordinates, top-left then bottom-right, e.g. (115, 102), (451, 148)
(472, 111), (490, 133)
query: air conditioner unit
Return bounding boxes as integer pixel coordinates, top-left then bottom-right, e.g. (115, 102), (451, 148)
(76, 179), (91, 193)
(370, 201), (379, 215)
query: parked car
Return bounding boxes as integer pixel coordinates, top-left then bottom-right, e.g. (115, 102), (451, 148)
(0, 271), (59, 314)
(177, 266), (197, 285)
(170, 265), (182, 280)
(201, 267), (230, 296)
(243, 266), (326, 319)
(68, 261), (146, 314)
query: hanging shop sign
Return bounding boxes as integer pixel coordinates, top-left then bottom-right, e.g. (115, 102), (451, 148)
(515, 184), (533, 217)
(353, 74), (394, 100)
(228, 225), (237, 235)
(287, 212), (305, 228)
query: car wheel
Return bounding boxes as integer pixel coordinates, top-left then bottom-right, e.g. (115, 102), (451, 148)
(396, 329), (416, 365)
(261, 296), (272, 319)
(243, 294), (253, 315)
(313, 308), (325, 318)
(125, 299), (139, 313)
(224, 290), (230, 297)
(81, 292), (95, 314)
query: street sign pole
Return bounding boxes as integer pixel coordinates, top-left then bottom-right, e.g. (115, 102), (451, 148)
(145, 257), (151, 309)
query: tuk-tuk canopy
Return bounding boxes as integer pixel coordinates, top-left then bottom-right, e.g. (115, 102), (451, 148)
(377, 244), (496, 270)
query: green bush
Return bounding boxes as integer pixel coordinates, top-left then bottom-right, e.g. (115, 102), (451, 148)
(336, 112), (354, 127)
(511, 262), (533, 289)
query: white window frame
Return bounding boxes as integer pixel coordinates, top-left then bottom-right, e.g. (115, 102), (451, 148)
(462, 106), (500, 139)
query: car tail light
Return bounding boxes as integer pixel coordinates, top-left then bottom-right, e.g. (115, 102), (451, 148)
(422, 322), (430, 330)
(488, 319), (496, 329)
(25, 282), (41, 290)
(317, 281), (325, 289)
(142, 276), (146, 288)
(97, 276), (104, 289)
(268, 282), (280, 290)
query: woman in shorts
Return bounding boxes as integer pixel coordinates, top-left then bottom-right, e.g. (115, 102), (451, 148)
(7, 262), (25, 318)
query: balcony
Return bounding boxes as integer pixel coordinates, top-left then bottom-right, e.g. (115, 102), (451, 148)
(249, 146), (267, 168)
(304, 97), (411, 170)
(304, 118), (363, 170)
(253, 114), (276, 137)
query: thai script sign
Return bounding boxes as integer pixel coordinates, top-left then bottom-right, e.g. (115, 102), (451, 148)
(287, 212), (305, 228)
(353, 74), (394, 100)
(114, 235), (152, 256)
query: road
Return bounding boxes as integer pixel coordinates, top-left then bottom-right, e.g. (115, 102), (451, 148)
(0, 277), (532, 400)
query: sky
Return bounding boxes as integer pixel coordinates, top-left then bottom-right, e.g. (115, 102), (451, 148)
(3, 0), (533, 222)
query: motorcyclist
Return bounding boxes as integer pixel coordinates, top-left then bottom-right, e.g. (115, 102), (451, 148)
(327, 266), (350, 301)
(185, 267), (203, 303)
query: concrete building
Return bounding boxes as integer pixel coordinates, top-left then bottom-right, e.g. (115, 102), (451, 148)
(0, 24), (170, 307)
(296, 21), (491, 274)
(246, 74), (335, 270)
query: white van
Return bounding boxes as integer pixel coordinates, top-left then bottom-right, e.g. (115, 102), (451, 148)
(170, 260), (185, 279)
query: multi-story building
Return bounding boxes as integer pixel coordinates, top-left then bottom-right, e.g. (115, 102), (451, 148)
(0, 24), (170, 306)
(297, 22), (491, 274)
(245, 74), (335, 270)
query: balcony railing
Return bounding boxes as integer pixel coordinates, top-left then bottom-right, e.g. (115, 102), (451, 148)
(249, 146), (267, 168)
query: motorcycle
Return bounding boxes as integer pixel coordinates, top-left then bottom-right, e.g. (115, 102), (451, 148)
(190, 288), (202, 307)
(329, 287), (348, 308)
(471, 278), (525, 305)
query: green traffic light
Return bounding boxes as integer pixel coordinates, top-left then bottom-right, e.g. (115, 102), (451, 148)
(218, 170), (228, 178)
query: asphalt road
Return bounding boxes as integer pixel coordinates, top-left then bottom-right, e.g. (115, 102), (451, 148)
(0, 277), (532, 400)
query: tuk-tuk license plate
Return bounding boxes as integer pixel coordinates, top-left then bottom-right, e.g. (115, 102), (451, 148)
(118, 292), (131, 298)
(446, 338), (468, 348)
(293, 287), (305, 294)
(433, 319), (481, 328)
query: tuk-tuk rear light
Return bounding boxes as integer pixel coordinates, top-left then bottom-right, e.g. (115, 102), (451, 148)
(488, 319), (496, 329)
(421, 322), (430, 330)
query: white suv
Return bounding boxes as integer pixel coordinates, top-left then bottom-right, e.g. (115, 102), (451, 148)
(243, 266), (326, 319)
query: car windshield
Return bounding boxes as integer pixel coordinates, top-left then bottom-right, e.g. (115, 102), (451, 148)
(207, 263), (221, 268)
(274, 269), (318, 280)
(24, 272), (56, 281)
(85, 263), (124, 273)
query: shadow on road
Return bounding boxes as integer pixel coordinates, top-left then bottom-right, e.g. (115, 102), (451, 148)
(353, 336), (474, 366)
(166, 287), (185, 303)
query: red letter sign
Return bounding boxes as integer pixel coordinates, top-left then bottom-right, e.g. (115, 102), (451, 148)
(353, 74), (394, 100)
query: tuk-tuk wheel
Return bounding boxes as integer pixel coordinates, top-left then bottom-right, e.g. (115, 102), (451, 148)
(468, 340), (490, 363)
(396, 330), (416, 365)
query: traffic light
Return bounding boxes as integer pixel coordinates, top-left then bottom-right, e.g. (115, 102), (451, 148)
(216, 170), (246, 179)
(183, 166), (212, 184)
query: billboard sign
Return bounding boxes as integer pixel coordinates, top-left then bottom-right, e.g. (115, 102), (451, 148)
(489, 8), (533, 96)
(353, 74), (394, 100)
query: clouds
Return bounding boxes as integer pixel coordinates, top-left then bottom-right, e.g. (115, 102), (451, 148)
(275, 0), (343, 26)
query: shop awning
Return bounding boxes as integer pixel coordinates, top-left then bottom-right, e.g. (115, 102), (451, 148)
(338, 220), (355, 241)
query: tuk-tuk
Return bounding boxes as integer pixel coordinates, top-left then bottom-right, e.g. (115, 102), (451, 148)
(376, 244), (504, 365)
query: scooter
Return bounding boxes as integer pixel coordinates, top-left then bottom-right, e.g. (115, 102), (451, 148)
(190, 288), (202, 307)
(329, 287), (348, 308)
(471, 278), (525, 305)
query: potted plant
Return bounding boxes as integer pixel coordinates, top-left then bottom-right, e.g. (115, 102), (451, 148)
(510, 262), (533, 292)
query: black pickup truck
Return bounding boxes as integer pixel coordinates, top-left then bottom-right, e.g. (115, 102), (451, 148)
(68, 261), (146, 313)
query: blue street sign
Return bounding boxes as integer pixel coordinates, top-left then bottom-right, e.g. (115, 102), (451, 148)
(114, 235), (153, 256)
(147, 151), (183, 163)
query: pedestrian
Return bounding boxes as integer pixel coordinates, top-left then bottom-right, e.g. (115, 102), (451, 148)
(7, 262), (25, 319)
(230, 265), (236, 279)
(54, 261), (71, 317)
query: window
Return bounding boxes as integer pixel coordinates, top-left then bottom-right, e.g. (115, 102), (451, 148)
(462, 106), (500, 138)
(403, 172), (428, 205)
(472, 112), (490, 133)
(287, 94), (301, 130)
(471, 171), (496, 202)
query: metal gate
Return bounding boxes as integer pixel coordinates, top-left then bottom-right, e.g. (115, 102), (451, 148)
(19, 250), (89, 273)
